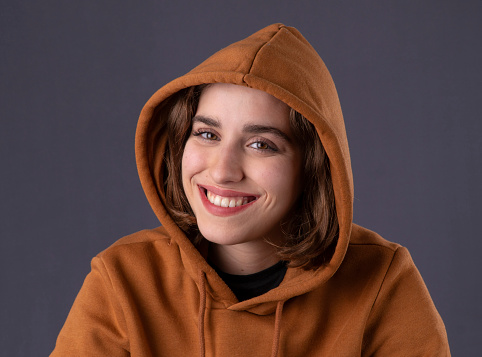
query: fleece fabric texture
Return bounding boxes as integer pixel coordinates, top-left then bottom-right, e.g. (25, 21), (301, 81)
(51, 23), (450, 356)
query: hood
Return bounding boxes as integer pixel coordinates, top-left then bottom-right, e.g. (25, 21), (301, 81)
(135, 23), (353, 313)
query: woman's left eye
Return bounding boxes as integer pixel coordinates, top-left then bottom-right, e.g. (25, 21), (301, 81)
(249, 141), (277, 151)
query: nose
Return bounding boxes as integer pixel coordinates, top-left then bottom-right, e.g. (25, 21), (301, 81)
(208, 144), (244, 184)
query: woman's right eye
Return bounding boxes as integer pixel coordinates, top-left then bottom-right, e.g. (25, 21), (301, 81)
(201, 132), (218, 140)
(193, 130), (219, 141)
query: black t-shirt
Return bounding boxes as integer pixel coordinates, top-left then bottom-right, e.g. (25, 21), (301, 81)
(211, 260), (288, 302)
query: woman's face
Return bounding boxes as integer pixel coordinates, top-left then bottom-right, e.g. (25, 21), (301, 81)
(181, 83), (302, 249)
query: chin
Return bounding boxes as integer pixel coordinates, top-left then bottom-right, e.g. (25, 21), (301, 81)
(198, 225), (251, 246)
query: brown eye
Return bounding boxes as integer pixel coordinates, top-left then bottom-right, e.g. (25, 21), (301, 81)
(193, 130), (219, 141)
(201, 132), (218, 140)
(255, 142), (269, 150)
(249, 141), (277, 152)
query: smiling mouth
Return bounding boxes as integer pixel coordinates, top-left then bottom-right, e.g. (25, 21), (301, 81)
(201, 188), (257, 208)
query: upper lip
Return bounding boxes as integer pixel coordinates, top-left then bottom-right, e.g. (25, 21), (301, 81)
(198, 184), (259, 198)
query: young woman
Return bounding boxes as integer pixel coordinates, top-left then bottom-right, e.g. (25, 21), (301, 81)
(51, 24), (450, 356)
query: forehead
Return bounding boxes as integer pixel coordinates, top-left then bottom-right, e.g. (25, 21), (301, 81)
(196, 83), (291, 129)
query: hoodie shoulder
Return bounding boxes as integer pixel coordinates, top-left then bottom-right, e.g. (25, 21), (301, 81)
(97, 226), (172, 258)
(349, 223), (400, 251)
(338, 223), (405, 286)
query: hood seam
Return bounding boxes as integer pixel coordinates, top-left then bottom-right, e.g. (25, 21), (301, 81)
(243, 26), (284, 84)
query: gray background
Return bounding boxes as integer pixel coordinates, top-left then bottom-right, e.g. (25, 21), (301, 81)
(1, 1), (480, 356)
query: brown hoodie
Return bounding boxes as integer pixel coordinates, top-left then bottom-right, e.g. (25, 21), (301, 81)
(51, 24), (450, 356)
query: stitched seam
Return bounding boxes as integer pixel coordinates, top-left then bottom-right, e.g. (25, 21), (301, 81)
(348, 242), (398, 252)
(367, 247), (399, 316)
(97, 256), (130, 352)
(245, 27), (283, 78)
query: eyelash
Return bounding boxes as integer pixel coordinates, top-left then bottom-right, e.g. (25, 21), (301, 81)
(249, 139), (277, 152)
(192, 129), (278, 152)
(192, 129), (219, 141)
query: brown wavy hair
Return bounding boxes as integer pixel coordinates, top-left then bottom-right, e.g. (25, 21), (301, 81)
(161, 85), (338, 270)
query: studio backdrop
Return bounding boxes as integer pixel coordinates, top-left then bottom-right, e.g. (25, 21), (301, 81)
(1, 1), (480, 356)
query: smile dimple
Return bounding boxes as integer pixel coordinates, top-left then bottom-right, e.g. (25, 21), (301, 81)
(205, 190), (256, 208)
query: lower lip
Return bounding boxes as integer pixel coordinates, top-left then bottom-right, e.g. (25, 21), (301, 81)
(198, 186), (257, 217)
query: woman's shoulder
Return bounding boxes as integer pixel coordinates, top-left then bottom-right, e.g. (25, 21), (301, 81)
(95, 226), (181, 266)
(103, 226), (171, 249)
(340, 223), (418, 281)
(348, 223), (400, 251)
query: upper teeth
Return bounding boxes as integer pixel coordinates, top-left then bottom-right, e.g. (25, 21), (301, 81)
(206, 190), (250, 208)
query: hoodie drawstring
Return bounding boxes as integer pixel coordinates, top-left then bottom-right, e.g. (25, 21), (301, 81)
(198, 270), (285, 357)
(199, 271), (206, 357)
(270, 300), (284, 357)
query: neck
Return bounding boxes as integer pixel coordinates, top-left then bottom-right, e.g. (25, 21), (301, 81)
(209, 240), (280, 275)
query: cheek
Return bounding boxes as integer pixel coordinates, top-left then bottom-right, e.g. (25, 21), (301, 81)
(254, 158), (302, 201)
(181, 141), (205, 183)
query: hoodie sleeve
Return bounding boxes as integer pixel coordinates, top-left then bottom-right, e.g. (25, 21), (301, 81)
(362, 247), (450, 356)
(50, 257), (130, 356)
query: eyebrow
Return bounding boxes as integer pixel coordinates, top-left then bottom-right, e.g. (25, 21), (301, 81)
(192, 115), (220, 128)
(242, 124), (292, 143)
(192, 115), (292, 143)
